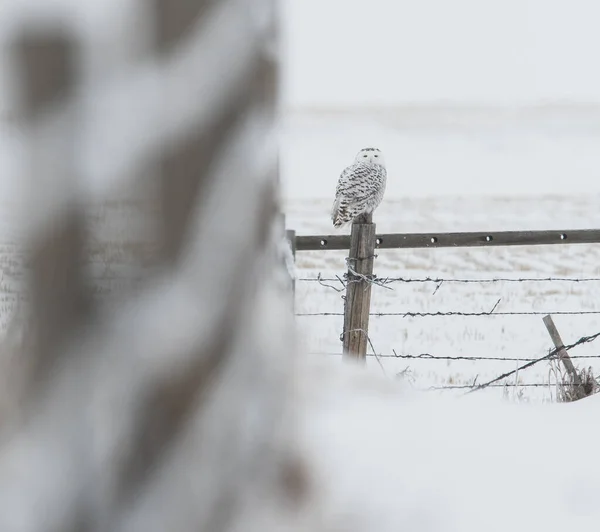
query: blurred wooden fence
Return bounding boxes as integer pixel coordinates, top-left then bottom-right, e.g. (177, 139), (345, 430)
(0, 1), (301, 531)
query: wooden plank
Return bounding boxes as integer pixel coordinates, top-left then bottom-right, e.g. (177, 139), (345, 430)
(342, 223), (376, 360)
(296, 229), (600, 251)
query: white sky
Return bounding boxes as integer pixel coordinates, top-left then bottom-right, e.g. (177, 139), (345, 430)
(282, 0), (600, 107)
(3, 0), (600, 200)
(3, 1), (600, 110)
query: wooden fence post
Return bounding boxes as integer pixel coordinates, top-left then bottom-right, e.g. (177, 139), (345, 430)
(342, 215), (376, 360)
(543, 315), (586, 400)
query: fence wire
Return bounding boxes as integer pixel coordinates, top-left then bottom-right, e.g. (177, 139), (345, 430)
(311, 352), (600, 362)
(430, 383), (587, 390)
(296, 309), (600, 317)
(296, 266), (600, 397)
(298, 275), (600, 284)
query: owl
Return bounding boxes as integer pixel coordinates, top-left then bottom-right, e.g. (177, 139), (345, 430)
(331, 147), (387, 228)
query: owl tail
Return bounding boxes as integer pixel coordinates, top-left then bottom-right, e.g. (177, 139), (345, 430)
(330, 204), (343, 228)
(332, 207), (350, 228)
(332, 196), (353, 228)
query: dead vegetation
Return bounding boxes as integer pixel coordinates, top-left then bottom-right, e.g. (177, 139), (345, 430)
(549, 359), (599, 403)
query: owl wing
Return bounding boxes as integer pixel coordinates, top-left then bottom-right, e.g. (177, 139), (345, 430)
(355, 165), (386, 214)
(331, 164), (356, 223)
(342, 164), (385, 202)
(331, 163), (379, 226)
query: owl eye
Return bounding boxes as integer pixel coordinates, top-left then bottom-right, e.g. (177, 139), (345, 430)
(374, 154), (379, 157)
(363, 154), (368, 158)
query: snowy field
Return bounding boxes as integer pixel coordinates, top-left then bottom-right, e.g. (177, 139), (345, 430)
(0, 107), (599, 404)
(282, 109), (600, 402)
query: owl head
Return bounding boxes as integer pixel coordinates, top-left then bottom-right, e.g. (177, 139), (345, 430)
(355, 147), (385, 166)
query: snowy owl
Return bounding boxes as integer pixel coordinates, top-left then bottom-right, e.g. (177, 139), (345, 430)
(331, 147), (387, 228)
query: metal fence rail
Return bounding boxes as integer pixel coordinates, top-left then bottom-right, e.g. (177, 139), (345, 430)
(295, 228), (600, 251)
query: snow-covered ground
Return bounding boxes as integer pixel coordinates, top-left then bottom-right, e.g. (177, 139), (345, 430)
(0, 107), (599, 405)
(282, 109), (600, 402)
(294, 358), (600, 530)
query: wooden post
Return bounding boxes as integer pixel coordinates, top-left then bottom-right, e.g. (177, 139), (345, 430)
(342, 214), (376, 360)
(543, 315), (585, 400)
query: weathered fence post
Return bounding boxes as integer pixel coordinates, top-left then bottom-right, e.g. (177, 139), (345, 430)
(342, 214), (376, 360)
(543, 315), (586, 400)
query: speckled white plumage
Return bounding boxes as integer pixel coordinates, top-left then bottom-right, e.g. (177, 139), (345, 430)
(331, 147), (387, 228)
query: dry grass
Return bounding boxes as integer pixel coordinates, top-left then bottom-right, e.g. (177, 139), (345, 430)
(548, 359), (599, 402)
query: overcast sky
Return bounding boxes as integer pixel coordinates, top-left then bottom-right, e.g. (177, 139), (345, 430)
(282, 0), (600, 108)
(2, 0), (600, 201)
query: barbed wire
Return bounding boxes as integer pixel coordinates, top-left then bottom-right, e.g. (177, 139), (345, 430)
(309, 352), (600, 361)
(309, 329), (600, 394)
(301, 274), (600, 297)
(468, 330), (600, 393)
(429, 382), (590, 390)
(315, 271), (393, 293)
(299, 275), (600, 284)
(338, 327), (386, 375)
(299, 270), (600, 394)
(296, 309), (600, 318)
(306, 352), (596, 390)
(308, 327), (600, 396)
